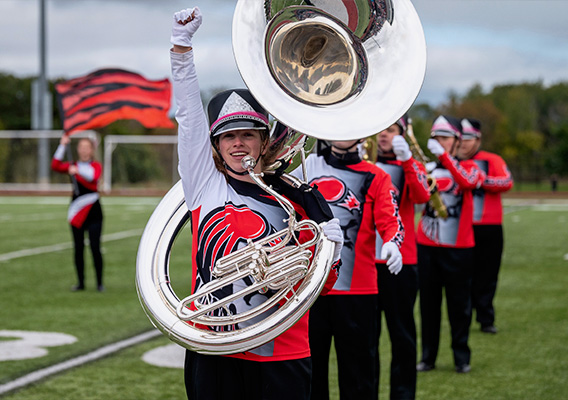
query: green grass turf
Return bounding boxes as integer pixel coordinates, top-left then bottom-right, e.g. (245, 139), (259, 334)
(1, 197), (567, 399)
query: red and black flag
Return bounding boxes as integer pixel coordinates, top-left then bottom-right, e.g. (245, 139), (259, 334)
(55, 68), (175, 135)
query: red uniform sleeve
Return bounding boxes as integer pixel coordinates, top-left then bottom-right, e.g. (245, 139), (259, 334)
(372, 172), (405, 248)
(401, 158), (431, 204)
(51, 158), (70, 174)
(439, 153), (484, 190)
(481, 152), (513, 193)
(320, 259), (341, 296)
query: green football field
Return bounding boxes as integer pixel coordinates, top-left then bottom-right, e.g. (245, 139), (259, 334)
(0, 195), (567, 399)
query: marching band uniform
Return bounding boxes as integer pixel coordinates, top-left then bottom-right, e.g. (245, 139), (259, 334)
(374, 117), (430, 400)
(170, 8), (340, 400)
(416, 115), (484, 373)
(51, 140), (104, 291)
(461, 118), (513, 334)
(295, 141), (404, 399)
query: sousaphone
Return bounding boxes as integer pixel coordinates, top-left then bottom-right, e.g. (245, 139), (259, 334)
(136, 0), (426, 355)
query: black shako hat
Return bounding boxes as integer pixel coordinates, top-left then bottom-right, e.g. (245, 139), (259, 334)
(395, 114), (409, 135)
(207, 89), (270, 137)
(461, 118), (482, 139)
(431, 115), (463, 138)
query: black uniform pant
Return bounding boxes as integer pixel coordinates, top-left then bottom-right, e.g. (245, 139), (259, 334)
(417, 245), (473, 367)
(472, 224), (504, 327)
(71, 220), (103, 287)
(184, 351), (311, 400)
(376, 263), (418, 400)
(309, 294), (378, 400)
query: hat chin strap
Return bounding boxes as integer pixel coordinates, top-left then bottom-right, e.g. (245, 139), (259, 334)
(223, 160), (253, 176)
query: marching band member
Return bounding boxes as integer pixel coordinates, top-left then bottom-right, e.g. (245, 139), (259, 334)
(458, 118), (513, 334)
(374, 116), (430, 400)
(51, 134), (104, 292)
(293, 136), (404, 399)
(416, 115), (485, 374)
(169, 7), (341, 400)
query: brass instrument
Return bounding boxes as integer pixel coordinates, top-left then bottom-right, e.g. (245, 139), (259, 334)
(406, 118), (448, 219)
(136, 0), (427, 355)
(362, 134), (378, 164)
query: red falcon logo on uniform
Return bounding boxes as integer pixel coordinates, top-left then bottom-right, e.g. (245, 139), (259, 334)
(198, 204), (272, 272)
(311, 176), (346, 202)
(436, 177), (454, 192)
(338, 190), (361, 211)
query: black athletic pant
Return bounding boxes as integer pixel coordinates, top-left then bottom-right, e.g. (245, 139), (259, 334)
(184, 351), (311, 400)
(472, 224), (504, 327)
(309, 294), (378, 400)
(71, 220), (103, 287)
(417, 245), (473, 367)
(376, 263), (418, 400)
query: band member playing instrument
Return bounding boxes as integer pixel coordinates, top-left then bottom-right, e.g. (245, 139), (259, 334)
(51, 134), (104, 292)
(458, 118), (513, 334)
(373, 116), (430, 400)
(416, 115), (484, 374)
(170, 7), (342, 400)
(292, 136), (404, 399)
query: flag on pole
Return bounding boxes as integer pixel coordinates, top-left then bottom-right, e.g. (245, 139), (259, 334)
(55, 68), (175, 135)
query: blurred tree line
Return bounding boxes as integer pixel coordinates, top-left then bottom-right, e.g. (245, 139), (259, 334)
(0, 72), (567, 187)
(408, 82), (568, 185)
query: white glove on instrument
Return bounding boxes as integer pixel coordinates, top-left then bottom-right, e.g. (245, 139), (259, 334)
(171, 7), (203, 48)
(427, 138), (445, 157)
(381, 242), (403, 275)
(322, 218), (343, 263)
(392, 135), (412, 162)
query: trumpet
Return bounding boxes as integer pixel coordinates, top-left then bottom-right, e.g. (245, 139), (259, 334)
(406, 118), (448, 219)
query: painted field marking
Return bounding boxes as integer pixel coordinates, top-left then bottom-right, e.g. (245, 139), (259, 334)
(142, 343), (185, 369)
(0, 229), (143, 263)
(0, 330), (161, 396)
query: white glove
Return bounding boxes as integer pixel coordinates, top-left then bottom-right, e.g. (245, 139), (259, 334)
(322, 218), (343, 263)
(380, 242), (403, 275)
(171, 7), (203, 48)
(425, 161), (437, 173)
(427, 138), (445, 157)
(392, 135), (412, 162)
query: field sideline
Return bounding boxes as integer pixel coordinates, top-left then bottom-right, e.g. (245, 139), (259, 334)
(0, 195), (567, 399)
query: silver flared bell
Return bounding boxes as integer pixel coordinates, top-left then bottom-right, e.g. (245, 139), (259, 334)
(233, 0), (427, 140)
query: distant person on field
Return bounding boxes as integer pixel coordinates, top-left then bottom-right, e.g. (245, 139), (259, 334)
(416, 115), (484, 374)
(51, 135), (104, 292)
(293, 135), (404, 400)
(458, 118), (513, 334)
(373, 115), (431, 400)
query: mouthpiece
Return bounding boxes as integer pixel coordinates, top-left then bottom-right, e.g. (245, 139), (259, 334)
(241, 155), (256, 171)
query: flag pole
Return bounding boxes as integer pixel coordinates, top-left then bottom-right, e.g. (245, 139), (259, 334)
(64, 134), (80, 196)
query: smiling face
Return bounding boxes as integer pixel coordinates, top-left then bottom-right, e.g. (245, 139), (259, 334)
(217, 129), (267, 180)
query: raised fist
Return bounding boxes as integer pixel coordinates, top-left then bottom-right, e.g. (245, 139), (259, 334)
(171, 7), (202, 48)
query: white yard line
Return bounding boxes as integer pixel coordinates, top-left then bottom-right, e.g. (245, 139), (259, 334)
(0, 330), (161, 396)
(0, 197), (160, 206)
(0, 229), (143, 263)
